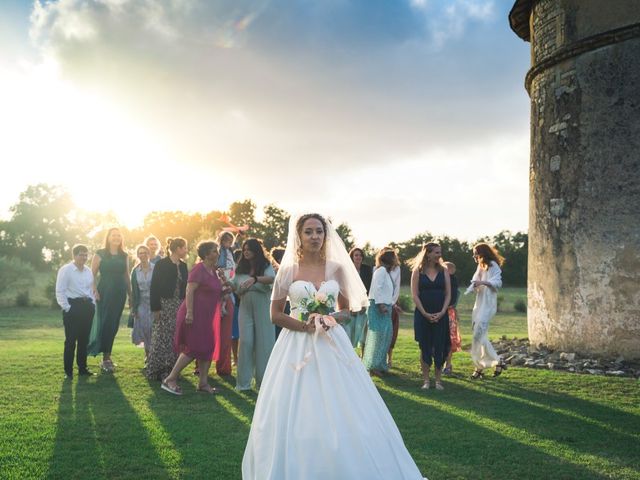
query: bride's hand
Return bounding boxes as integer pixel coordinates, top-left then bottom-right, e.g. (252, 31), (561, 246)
(305, 314), (320, 333)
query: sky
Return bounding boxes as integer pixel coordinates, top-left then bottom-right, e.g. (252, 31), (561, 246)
(0, 0), (531, 247)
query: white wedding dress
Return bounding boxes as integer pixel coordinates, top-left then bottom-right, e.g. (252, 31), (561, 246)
(241, 279), (426, 480)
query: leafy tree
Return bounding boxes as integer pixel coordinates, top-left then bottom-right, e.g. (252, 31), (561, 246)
(257, 204), (290, 250)
(203, 210), (228, 239)
(139, 211), (207, 252)
(228, 200), (259, 233)
(0, 184), (88, 269)
(392, 232), (433, 284)
(486, 231), (527, 287)
(335, 223), (355, 252)
(436, 235), (475, 284)
(359, 241), (377, 265)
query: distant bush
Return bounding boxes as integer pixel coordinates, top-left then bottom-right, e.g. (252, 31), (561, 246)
(514, 298), (527, 313)
(397, 294), (414, 312)
(15, 291), (30, 307)
(0, 257), (35, 296)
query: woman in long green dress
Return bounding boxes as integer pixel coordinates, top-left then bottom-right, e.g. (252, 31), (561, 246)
(88, 227), (131, 372)
(363, 249), (399, 375)
(232, 238), (275, 391)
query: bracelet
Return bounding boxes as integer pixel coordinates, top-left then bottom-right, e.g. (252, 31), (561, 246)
(301, 323), (307, 332)
(253, 275), (258, 283)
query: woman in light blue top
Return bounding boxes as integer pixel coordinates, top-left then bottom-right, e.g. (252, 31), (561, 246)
(130, 244), (155, 364)
(231, 238), (276, 390)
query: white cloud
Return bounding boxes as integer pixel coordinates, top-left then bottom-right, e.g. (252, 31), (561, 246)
(2, 0), (531, 243)
(429, 0), (496, 49)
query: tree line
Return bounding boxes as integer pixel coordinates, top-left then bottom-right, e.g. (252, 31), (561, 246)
(0, 184), (527, 287)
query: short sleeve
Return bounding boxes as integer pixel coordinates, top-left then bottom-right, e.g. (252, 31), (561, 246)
(187, 263), (204, 284)
(264, 264), (275, 278)
(271, 264), (293, 301)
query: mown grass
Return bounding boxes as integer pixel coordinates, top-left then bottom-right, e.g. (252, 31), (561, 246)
(1, 303), (639, 480)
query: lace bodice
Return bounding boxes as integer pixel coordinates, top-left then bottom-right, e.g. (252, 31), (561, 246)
(288, 279), (340, 314)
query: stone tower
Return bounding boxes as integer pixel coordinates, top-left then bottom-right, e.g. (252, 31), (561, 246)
(509, 0), (640, 358)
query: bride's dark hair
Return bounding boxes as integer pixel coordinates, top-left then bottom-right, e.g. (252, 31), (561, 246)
(296, 213), (328, 259)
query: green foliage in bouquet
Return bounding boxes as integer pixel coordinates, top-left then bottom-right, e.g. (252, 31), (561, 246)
(298, 288), (336, 321)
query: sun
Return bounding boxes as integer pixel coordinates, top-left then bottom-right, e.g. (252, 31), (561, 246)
(1, 59), (215, 228)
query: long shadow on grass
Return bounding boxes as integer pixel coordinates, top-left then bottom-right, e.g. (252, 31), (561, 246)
(450, 380), (640, 476)
(376, 372), (639, 480)
(144, 372), (256, 480)
(47, 375), (171, 479)
(478, 379), (640, 436)
(376, 380), (619, 480)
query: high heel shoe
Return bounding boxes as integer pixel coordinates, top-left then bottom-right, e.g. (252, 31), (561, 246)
(470, 369), (484, 380)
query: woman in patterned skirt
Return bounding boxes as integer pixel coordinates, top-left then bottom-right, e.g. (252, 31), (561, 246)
(146, 237), (188, 381)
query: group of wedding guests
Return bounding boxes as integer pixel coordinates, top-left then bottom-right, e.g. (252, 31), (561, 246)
(55, 226), (505, 391)
(55, 227), (279, 393)
(348, 241), (505, 390)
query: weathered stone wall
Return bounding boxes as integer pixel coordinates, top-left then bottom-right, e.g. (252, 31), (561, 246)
(525, 0), (640, 358)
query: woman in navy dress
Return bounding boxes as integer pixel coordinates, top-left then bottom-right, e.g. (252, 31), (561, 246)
(410, 242), (451, 390)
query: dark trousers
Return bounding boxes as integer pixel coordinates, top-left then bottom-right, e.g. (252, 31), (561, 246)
(63, 298), (95, 374)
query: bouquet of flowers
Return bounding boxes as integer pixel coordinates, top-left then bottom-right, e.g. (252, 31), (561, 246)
(298, 288), (336, 321)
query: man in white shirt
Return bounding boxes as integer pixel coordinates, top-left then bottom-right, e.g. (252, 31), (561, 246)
(55, 244), (96, 379)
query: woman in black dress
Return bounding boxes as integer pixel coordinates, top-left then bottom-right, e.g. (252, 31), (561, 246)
(410, 242), (451, 390)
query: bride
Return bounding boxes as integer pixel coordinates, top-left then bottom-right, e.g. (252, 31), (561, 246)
(242, 213), (426, 480)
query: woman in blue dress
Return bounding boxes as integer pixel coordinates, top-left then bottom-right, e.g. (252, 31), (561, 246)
(410, 243), (451, 390)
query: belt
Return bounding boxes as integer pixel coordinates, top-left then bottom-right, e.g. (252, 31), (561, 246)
(68, 297), (92, 303)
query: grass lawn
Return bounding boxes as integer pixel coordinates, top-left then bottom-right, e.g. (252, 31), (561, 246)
(1, 304), (639, 480)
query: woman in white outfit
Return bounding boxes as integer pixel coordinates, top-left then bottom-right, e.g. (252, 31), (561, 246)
(241, 213), (427, 480)
(468, 242), (506, 379)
